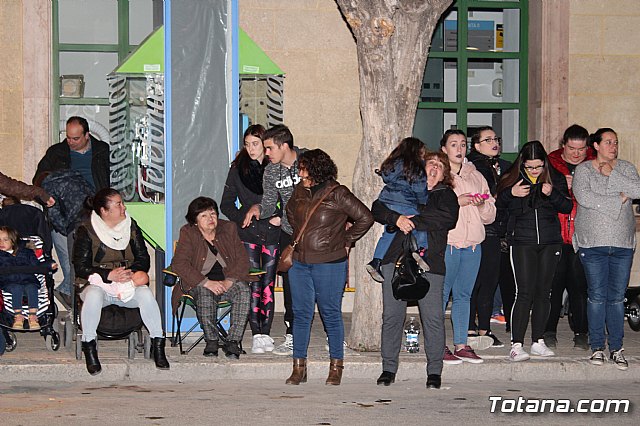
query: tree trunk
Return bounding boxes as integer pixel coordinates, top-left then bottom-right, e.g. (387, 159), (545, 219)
(335, 0), (453, 351)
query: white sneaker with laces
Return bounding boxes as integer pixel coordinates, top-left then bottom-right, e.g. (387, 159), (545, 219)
(261, 335), (275, 352)
(251, 334), (265, 354)
(273, 334), (293, 356)
(590, 349), (606, 366)
(509, 343), (530, 362)
(530, 339), (555, 357)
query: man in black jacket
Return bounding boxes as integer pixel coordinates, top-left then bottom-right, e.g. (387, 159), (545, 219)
(33, 116), (110, 305)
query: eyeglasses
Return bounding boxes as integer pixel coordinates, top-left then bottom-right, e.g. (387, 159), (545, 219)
(480, 137), (502, 144)
(523, 165), (545, 171)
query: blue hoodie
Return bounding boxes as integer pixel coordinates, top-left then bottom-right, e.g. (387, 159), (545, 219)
(377, 159), (428, 212)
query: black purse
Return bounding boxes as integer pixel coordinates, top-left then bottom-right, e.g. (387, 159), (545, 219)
(391, 234), (430, 301)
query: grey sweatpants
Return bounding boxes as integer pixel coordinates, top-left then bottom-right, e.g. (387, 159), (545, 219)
(380, 263), (445, 376)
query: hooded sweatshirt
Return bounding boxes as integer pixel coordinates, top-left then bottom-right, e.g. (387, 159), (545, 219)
(447, 161), (496, 249)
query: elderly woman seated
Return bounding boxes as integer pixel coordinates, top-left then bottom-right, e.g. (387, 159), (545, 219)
(172, 197), (253, 359)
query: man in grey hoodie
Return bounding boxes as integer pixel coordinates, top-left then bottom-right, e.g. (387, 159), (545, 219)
(243, 124), (305, 355)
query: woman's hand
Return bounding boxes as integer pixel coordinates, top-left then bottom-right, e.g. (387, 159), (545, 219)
(621, 193), (630, 204)
(542, 183), (553, 196)
(511, 180), (530, 198)
(599, 162), (613, 176)
(203, 280), (231, 296)
(458, 193), (485, 207)
(242, 204), (261, 228)
(108, 267), (133, 282)
(396, 215), (415, 234)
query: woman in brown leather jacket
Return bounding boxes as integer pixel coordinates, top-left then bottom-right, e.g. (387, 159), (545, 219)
(284, 149), (373, 386)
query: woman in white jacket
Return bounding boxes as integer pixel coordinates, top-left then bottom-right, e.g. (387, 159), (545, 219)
(440, 129), (496, 364)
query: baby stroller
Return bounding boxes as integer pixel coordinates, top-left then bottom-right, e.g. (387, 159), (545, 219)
(0, 236), (61, 352)
(625, 286), (640, 332)
(63, 272), (151, 361)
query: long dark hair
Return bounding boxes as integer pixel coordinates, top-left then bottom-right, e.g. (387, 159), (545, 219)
(231, 124), (267, 194)
(379, 137), (426, 183)
(497, 140), (550, 194)
(85, 188), (121, 217)
(588, 127), (617, 148)
(0, 226), (19, 255)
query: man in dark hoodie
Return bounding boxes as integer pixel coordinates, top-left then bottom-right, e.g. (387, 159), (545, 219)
(242, 124), (305, 356)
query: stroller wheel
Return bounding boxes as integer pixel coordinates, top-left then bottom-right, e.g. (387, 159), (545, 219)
(5, 331), (17, 352)
(46, 331), (61, 351)
(627, 297), (640, 332)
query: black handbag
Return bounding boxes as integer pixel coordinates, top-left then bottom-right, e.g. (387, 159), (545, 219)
(391, 234), (430, 301)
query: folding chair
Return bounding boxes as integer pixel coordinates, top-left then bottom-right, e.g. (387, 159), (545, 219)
(163, 268), (232, 355)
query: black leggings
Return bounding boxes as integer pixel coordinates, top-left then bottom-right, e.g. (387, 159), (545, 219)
(510, 244), (561, 344)
(469, 236), (501, 331)
(499, 248), (516, 330)
(279, 231), (293, 335)
(545, 244), (588, 334)
(243, 242), (278, 336)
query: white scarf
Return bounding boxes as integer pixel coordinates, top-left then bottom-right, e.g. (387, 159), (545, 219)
(90, 211), (132, 250)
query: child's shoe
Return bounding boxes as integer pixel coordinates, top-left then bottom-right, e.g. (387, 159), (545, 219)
(412, 249), (430, 272)
(366, 258), (384, 283)
(28, 315), (40, 330)
(12, 314), (24, 330)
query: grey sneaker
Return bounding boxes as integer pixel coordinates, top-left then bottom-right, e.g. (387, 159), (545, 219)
(273, 334), (293, 356)
(412, 251), (430, 272)
(467, 334), (494, 351)
(366, 259), (384, 283)
(590, 349), (606, 366)
(610, 349), (628, 371)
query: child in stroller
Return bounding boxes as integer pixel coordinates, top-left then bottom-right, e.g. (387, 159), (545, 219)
(0, 226), (57, 329)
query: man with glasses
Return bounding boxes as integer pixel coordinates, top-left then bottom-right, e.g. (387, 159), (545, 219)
(543, 124), (595, 351)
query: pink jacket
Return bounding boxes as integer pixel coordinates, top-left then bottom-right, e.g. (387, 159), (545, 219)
(447, 161), (496, 249)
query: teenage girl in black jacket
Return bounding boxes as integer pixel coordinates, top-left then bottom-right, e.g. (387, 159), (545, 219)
(496, 141), (572, 362)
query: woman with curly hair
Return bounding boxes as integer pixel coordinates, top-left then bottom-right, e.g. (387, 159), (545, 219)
(284, 149), (373, 386)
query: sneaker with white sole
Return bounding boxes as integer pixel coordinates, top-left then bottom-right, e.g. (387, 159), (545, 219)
(509, 343), (530, 362)
(467, 334), (494, 351)
(610, 349), (628, 370)
(530, 339), (555, 357)
(411, 251), (430, 272)
(251, 334), (265, 354)
(324, 338), (348, 352)
(261, 335), (275, 352)
(590, 349), (606, 366)
(273, 334), (293, 356)
(443, 346), (462, 365)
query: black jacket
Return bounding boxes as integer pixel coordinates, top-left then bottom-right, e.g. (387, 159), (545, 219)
(497, 167), (572, 246)
(371, 182), (459, 276)
(33, 136), (110, 192)
(73, 218), (150, 283)
(467, 150), (512, 237)
(220, 163), (280, 245)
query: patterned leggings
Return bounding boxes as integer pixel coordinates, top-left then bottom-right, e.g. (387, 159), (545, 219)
(244, 242), (278, 336)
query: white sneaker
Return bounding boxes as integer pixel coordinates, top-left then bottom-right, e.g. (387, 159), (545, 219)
(251, 334), (265, 354)
(509, 343), (530, 362)
(273, 334), (293, 356)
(324, 337), (348, 352)
(530, 339), (555, 357)
(261, 335), (275, 352)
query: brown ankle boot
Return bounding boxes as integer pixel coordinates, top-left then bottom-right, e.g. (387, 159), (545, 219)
(326, 358), (344, 385)
(285, 358), (307, 385)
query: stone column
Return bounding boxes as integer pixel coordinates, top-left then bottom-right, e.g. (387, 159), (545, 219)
(23, 0), (51, 183)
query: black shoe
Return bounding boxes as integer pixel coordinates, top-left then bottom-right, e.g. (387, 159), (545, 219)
(376, 371), (395, 386)
(81, 340), (102, 376)
(151, 337), (170, 370)
(426, 374), (441, 389)
(54, 289), (73, 310)
(366, 259), (384, 283)
(204, 340), (219, 357)
(543, 332), (557, 349)
(573, 333), (589, 351)
(486, 331), (504, 348)
(224, 340), (241, 359)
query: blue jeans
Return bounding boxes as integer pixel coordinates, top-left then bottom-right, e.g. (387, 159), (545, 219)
(443, 245), (482, 346)
(4, 283), (39, 310)
(579, 246), (634, 352)
(52, 230), (73, 295)
(373, 202), (427, 259)
(288, 259), (347, 359)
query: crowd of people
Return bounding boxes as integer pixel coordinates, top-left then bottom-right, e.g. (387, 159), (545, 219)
(1, 116), (638, 388)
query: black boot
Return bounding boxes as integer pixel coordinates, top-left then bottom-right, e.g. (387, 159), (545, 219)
(151, 337), (170, 370)
(81, 340), (102, 376)
(203, 340), (219, 357)
(426, 374), (441, 389)
(224, 340), (241, 359)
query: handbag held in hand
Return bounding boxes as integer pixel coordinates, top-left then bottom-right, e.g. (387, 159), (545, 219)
(391, 233), (430, 301)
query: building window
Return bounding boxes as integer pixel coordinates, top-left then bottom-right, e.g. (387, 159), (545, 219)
(52, 0), (158, 140)
(414, 0), (528, 154)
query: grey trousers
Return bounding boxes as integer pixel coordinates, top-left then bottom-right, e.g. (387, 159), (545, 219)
(380, 263), (445, 376)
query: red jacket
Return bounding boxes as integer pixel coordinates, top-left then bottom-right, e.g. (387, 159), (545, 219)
(547, 147), (595, 244)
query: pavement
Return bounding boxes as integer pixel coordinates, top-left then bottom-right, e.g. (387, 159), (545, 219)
(1, 311), (640, 384)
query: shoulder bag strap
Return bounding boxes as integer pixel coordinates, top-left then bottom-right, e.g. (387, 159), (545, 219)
(291, 184), (338, 247)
